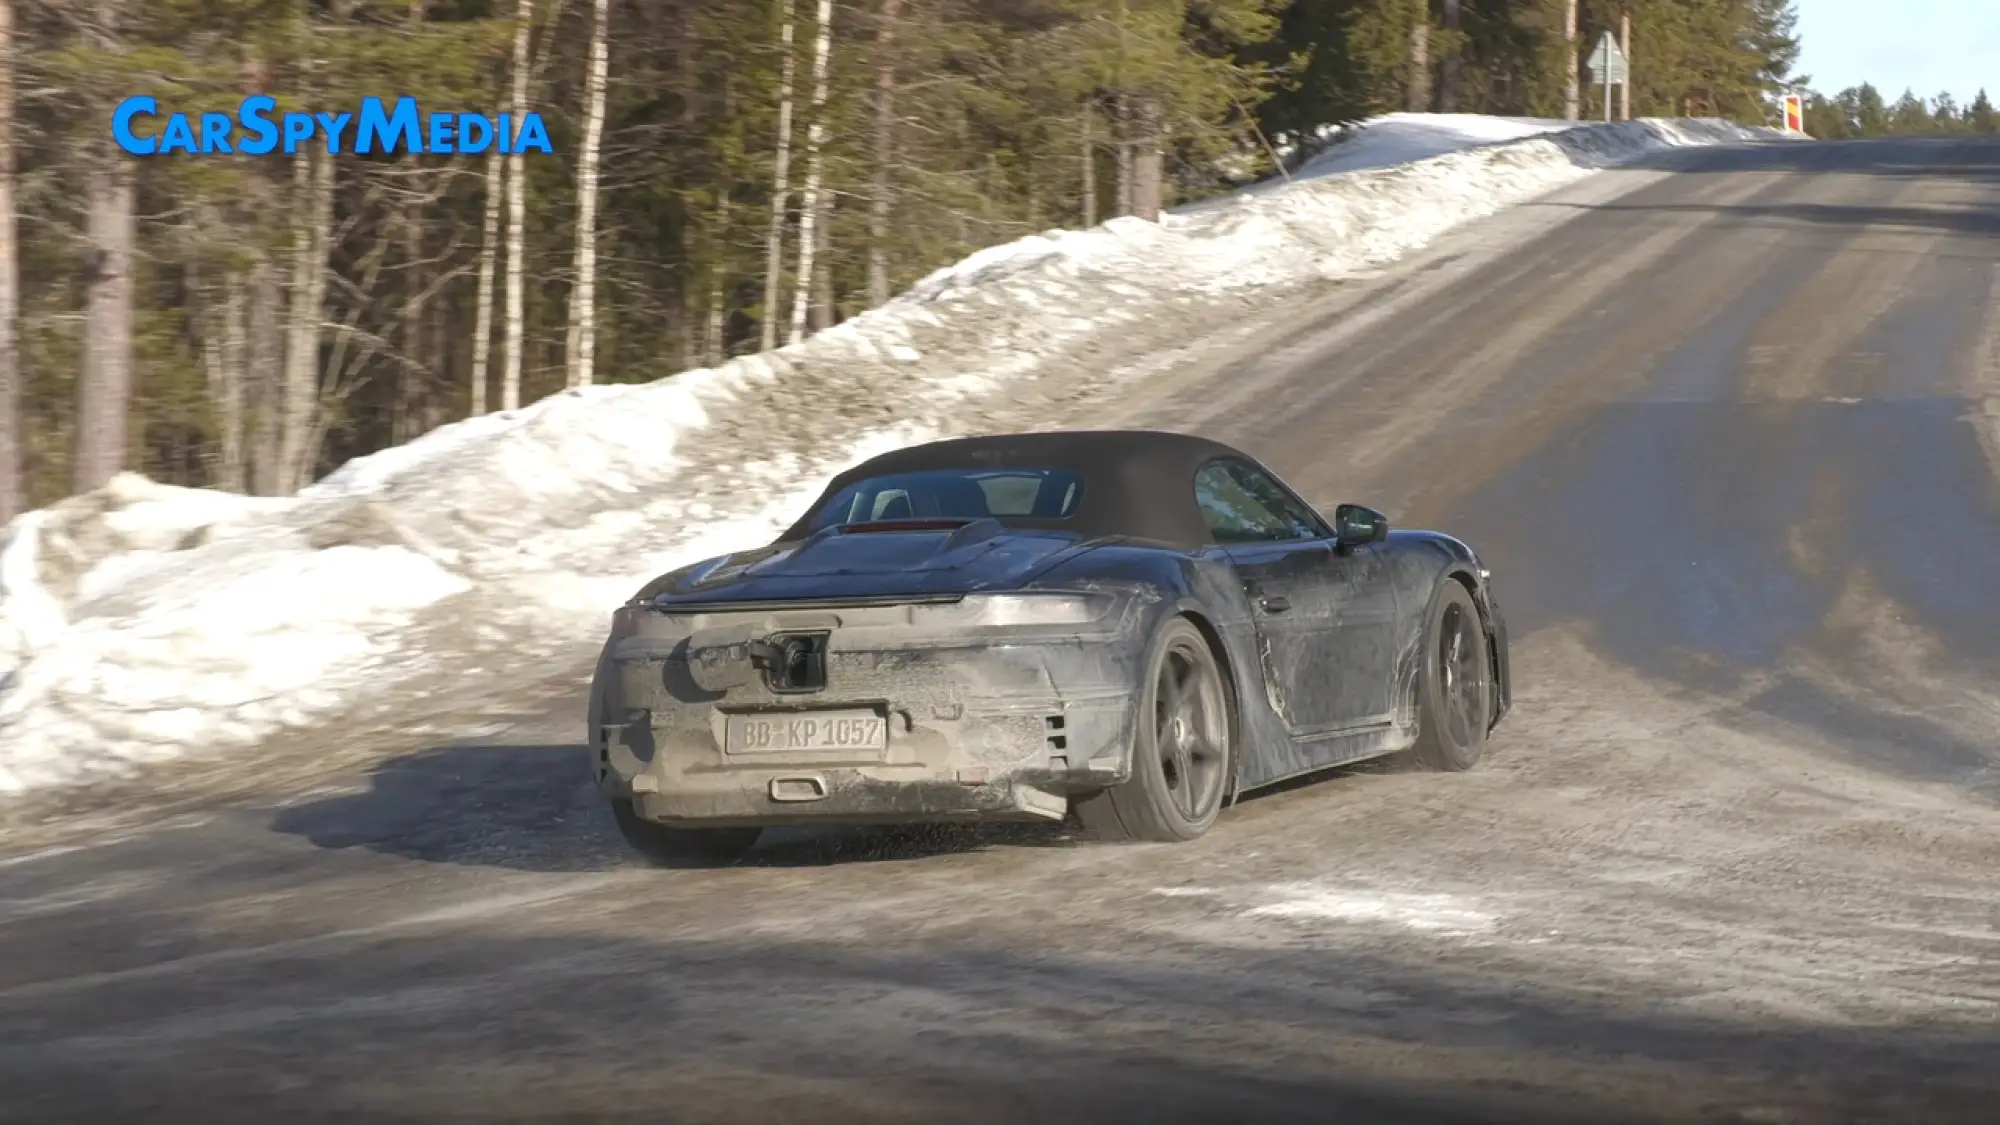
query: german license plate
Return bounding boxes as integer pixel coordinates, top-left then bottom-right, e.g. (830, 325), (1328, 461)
(724, 710), (887, 754)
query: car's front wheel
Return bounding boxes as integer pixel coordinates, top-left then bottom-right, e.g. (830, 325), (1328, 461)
(611, 799), (762, 867)
(1409, 580), (1493, 772)
(1074, 616), (1234, 843)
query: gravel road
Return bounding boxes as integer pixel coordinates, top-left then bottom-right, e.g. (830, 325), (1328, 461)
(2, 135), (1997, 1125)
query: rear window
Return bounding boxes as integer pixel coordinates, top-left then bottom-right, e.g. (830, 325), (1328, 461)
(811, 468), (1084, 529)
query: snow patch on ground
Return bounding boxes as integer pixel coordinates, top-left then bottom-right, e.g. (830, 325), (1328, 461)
(0, 116), (1787, 797)
(1244, 884), (1501, 935)
(1152, 880), (1501, 937)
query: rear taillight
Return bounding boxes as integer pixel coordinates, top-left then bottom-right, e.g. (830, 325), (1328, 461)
(610, 603), (641, 639)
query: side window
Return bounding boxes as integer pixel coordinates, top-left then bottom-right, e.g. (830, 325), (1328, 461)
(1222, 461), (1323, 539)
(1194, 461), (1319, 544)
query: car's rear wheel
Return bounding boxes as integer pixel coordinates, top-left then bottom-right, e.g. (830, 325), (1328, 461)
(1409, 580), (1492, 772)
(1075, 616), (1233, 843)
(611, 799), (762, 867)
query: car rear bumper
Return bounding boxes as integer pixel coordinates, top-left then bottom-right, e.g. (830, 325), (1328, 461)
(604, 693), (1138, 828)
(593, 600), (1154, 828)
(628, 769), (1091, 828)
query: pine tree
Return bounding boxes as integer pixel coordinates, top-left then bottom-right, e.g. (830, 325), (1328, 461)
(1930, 92), (1960, 132)
(1801, 91), (1850, 139)
(1742, 0), (1801, 90)
(1969, 89), (1997, 133)
(1853, 83), (1888, 135)
(1888, 87), (1929, 134)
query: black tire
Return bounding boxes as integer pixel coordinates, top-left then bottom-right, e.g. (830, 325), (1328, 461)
(1409, 580), (1493, 773)
(1074, 616), (1234, 843)
(611, 799), (762, 867)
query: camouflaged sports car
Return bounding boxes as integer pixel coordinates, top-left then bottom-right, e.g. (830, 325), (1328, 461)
(588, 429), (1511, 864)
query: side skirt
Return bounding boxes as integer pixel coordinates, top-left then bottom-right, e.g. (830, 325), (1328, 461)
(1235, 722), (1416, 796)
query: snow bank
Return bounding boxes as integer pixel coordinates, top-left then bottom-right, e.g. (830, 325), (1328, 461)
(1292, 113), (1584, 179)
(0, 116), (1787, 796)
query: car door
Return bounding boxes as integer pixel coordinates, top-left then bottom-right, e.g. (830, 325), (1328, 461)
(1313, 517), (1401, 728)
(1194, 459), (1399, 734)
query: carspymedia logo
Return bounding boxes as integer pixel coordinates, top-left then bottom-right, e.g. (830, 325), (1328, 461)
(112, 95), (554, 156)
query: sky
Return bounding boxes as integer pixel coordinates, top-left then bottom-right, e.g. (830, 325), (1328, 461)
(1793, 0), (1999, 103)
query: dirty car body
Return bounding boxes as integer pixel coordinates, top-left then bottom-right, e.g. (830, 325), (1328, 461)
(589, 430), (1511, 853)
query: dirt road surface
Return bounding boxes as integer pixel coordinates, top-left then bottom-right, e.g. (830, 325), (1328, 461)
(2, 136), (1998, 1124)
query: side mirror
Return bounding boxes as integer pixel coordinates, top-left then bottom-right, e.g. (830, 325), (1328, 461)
(1332, 503), (1389, 548)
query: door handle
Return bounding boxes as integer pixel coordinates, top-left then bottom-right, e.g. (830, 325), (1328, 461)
(1259, 595), (1291, 614)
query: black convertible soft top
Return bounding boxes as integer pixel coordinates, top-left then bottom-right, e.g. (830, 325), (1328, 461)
(776, 429), (1265, 547)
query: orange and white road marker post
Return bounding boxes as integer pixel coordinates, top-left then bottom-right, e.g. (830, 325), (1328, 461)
(1782, 94), (1807, 136)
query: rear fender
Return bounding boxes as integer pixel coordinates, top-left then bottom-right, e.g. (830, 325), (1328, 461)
(1173, 557), (1295, 801)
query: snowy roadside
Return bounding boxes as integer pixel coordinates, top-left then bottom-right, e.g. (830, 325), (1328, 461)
(0, 116), (1787, 797)
(1283, 112), (1590, 183)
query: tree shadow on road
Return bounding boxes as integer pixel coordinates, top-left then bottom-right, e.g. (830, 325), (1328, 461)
(4, 918), (1996, 1125)
(1578, 133), (2000, 240)
(269, 740), (1088, 873)
(1559, 198), (2000, 242)
(1610, 133), (2000, 183)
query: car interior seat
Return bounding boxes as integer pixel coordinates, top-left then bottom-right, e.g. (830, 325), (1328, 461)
(936, 478), (993, 519)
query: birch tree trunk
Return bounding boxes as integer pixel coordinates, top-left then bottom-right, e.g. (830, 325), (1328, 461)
(564, 0), (610, 389)
(73, 162), (136, 494)
(237, 47), (282, 496)
(1619, 11), (1632, 121)
(809, 193), (833, 331)
(703, 73), (735, 365)
(0, 0), (18, 520)
(1129, 96), (1162, 222)
(676, 295), (696, 371)
(864, 0), (900, 308)
(398, 0), (428, 442)
(1439, 0), (1461, 112)
(246, 253), (282, 496)
(425, 295), (448, 432)
(278, 148), (334, 494)
(470, 144), (500, 415)
(1562, 0), (1579, 121)
(207, 269), (248, 492)
(703, 186), (730, 364)
(1113, 95), (1133, 218)
(1407, 20), (1431, 112)
(395, 212), (423, 445)
(502, 0), (532, 410)
(759, 0), (799, 352)
(674, 2), (700, 371)
(73, 1), (137, 495)
(1079, 105), (1096, 228)
(1111, 0), (1130, 218)
(786, 0), (834, 348)
(704, 276), (727, 365)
